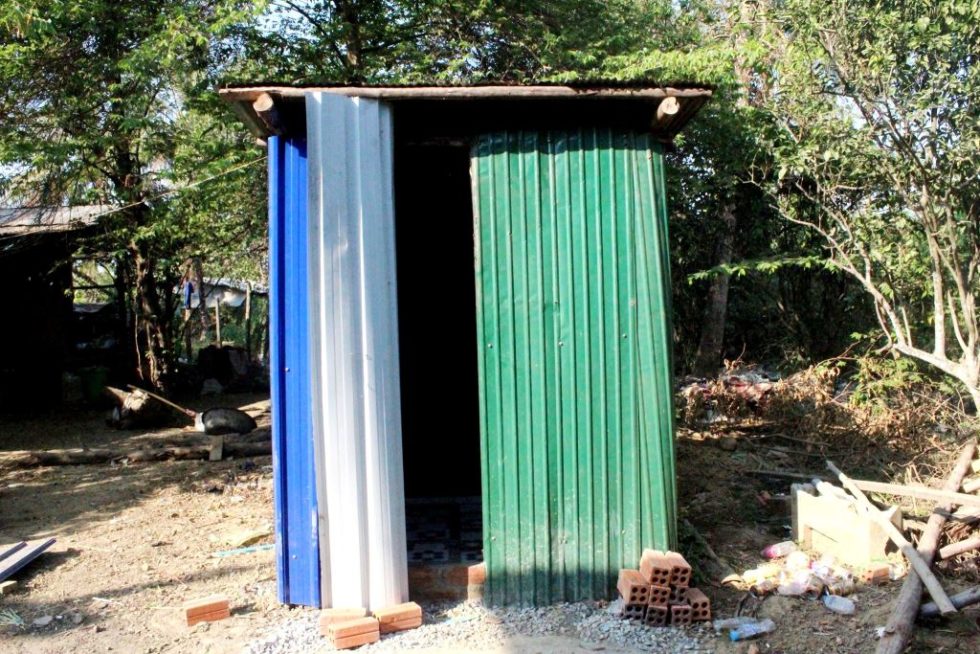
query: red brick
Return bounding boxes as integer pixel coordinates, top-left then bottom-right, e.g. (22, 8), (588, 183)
(670, 603), (693, 626)
(639, 549), (671, 587)
(860, 563), (890, 585)
(467, 562), (486, 585)
(684, 588), (711, 621)
(326, 617), (380, 640)
(373, 601), (422, 627)
(333, 629), (380, 649)
(617, 569), (651, 605)
(183, 595), (230, 626)
(644, 603), (669, 627)
(648, 584), (670, 606)
(183, 594), (229, 618)
(379, 615), (423, 634)
(186, 607), (230, 626)
(664, 551), (692, 588)
(318, 608), (368, 635)
(621, 602), (647, 620)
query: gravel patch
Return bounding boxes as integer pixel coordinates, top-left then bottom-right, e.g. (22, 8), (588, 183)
(243, 600), (714, 653)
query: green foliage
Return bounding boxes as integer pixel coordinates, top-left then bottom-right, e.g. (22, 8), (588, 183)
(0, 0), (265, 386)
(760, 0), (980, 398)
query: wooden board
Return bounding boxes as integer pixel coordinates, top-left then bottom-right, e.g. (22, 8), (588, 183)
(0, 538), (56, 582)
(0, 542), (27, 563)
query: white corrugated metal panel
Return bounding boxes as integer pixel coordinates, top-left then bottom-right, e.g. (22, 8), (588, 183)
(306, 92), (408, 610)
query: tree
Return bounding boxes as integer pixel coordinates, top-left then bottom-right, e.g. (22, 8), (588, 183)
(0, 0), (262, 389)
(760, 0), (980, 406)
(238, 0), (668, 84)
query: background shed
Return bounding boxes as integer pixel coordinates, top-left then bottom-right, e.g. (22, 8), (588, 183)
(221, 84), (711, 608)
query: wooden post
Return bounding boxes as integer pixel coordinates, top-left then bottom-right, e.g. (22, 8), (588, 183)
(214, 302), (222, 345)
(244, 281), (252, 359)
(876, 441), (978, 654)
(827, 460), (956, 615)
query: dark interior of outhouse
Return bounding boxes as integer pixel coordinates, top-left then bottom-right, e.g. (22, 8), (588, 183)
(393, 123), (483, 570)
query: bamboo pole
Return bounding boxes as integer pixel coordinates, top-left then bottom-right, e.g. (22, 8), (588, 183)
(847, 479), (980, 508)
(827, 460), (956, 615)
(876, 441), (978, 654)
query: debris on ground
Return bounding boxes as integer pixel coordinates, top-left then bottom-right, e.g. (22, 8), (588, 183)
(244, 601), (712, 654)
(212, 543), (275, 558)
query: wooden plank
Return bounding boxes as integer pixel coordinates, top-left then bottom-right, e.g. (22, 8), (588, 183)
(0, 542), (26, 563)
(219, 85), (714, 103)
(0, 538), (55, 582)
(850, 479), (980, 508)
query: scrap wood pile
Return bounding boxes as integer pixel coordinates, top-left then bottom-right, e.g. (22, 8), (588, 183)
(0, 394), (272, 470)
(732, 441), (980, 653)
(615, 549), (710, 627)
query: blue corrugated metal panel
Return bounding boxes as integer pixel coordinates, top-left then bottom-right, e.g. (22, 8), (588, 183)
(269, 135), (321, 607)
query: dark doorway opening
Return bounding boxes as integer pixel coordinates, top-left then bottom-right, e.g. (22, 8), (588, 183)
(393, 139), (483, 588)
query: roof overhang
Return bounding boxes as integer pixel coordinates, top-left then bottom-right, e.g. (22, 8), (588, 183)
(219, 84), (712, 142)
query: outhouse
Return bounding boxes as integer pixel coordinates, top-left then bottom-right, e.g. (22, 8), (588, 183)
(220, 83), (711, 609)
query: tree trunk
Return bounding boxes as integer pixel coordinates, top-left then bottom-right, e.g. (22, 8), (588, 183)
(692, 204), (737, 376)
(129, 239), (172, 391)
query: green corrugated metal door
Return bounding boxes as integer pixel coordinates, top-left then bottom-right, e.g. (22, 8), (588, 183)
(472, 130), (677, 605)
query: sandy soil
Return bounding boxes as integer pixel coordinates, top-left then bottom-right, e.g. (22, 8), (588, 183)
(0, 393), (296, 654)
(0, 394), (977, 653)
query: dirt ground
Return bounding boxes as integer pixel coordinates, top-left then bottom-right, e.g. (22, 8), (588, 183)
(1, 391), (978, 653)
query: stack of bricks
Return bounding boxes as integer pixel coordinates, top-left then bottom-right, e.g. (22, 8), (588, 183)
(617, 549), (711, 628)
(319, 602), (423, 650)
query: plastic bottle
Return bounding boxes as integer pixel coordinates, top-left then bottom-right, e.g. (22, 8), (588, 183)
(785, 550), (811, 570)
(712, 616), (757, 631)
(825, 575), (856, 596)
(729, 618), (776, 641)
(762, 541), (798, 559)
(742, 563), (781, 585)
(822, 594), (856, 615)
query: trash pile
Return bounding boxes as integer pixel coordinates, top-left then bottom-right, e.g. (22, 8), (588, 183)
(614, 549), (711, 627)
(740, 540), (903, 613)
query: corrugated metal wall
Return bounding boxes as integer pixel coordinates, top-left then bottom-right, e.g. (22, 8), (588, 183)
(268, 135), (321, 606)
(305, 93), (409, 610)
(472, 130), (677, 605)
